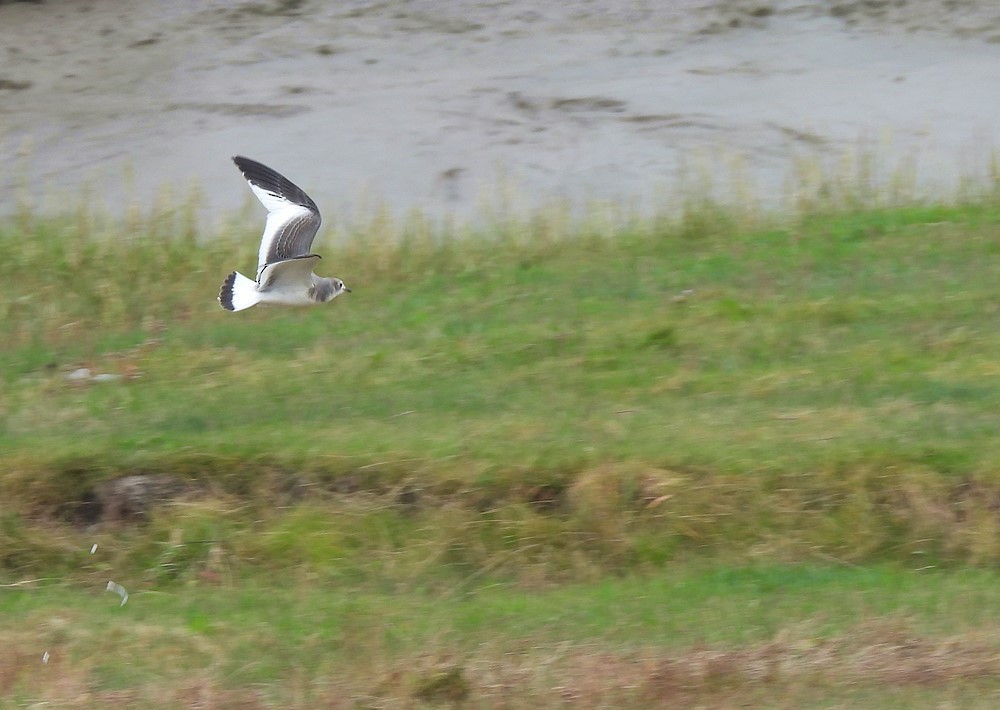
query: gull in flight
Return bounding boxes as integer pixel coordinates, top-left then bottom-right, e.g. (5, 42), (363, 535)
(219, 156), (350, 311)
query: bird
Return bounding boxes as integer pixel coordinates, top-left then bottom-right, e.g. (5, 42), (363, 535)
(218, 156), (350, 311)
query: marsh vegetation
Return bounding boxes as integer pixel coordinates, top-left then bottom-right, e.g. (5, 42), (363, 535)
(2, 167), (1000, 705)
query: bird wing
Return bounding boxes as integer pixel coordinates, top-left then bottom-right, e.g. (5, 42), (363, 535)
(232, 156), (322, 279)
(256, 254), (322, 293)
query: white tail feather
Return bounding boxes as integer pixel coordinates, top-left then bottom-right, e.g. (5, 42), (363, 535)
(219, 271), (261, 312)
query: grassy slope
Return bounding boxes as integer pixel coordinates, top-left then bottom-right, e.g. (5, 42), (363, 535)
(3, 201), (998, 474)
(1, 196), (1000, 705)
(2, 200), (999, 558)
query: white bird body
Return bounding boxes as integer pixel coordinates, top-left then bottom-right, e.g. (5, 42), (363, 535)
(219, 156), (350, 311)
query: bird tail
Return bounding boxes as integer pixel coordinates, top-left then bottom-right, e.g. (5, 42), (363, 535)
(219, 271), (260, 311)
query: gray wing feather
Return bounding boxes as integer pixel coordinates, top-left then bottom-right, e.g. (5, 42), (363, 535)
(232, 156), (323, 276)
(261, 210), (322, 264)
(257, 254), (322, 291)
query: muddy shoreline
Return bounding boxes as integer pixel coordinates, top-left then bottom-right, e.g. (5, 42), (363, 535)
(2, 0), (1000, 221)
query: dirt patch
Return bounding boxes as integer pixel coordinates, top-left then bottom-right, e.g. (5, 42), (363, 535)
(96, 474), (189, 522)
(0, 77), (32, 91)
(166, 102), (311, 118)
(827, 0), (1000, 36)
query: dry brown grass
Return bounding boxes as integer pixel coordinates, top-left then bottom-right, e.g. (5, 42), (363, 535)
(441, 627), (1000, 708)
(5, 621), (998, 708)
(4, 462), (1000, 588)
(309, 626), (1000, 708)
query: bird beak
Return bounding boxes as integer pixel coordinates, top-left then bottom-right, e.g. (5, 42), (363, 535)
(343, 287), (352, 293)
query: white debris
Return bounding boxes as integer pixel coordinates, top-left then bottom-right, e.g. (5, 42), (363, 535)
(65, 369), (122, 384)
(42, 651), (49, 664)
(91, 373), (122, 383)
(106, 580), (129, 606)
(90, 544), (98, 554)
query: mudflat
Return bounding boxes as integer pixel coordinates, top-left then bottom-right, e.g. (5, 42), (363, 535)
(2, 0), (999, 218)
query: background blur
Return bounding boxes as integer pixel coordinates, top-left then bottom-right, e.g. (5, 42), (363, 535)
(2, 0), (1000, 219)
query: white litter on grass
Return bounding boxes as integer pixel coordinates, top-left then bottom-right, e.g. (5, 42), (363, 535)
(42, 651), (49, 664)
(90, 544), (98, 554)
(65, 368), (122, 383)
(91, 373), (122, 383)
(106, 580), (128, 606)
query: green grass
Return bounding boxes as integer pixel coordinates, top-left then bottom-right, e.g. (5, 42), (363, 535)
(2, 196), (999, 565)
(4, 201), (999, 473)
(4, 565), (1000, 707)
(2, 187), (1000, 705)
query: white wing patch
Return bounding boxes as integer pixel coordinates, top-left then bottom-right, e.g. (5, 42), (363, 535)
(246, 182), (295, 214)
(256, 198), (316, 277)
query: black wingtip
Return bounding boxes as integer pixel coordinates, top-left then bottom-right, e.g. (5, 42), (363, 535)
(219, 272), (237, 311)
(230, 156), (319, 213)
(232, 155), (259, 177)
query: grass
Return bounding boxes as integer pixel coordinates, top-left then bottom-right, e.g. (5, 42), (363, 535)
(2, 175), (1000, 704)
(5, 204), (999, 470)
(2, 193), (999, 562)
(4, 565), (1000, 707)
